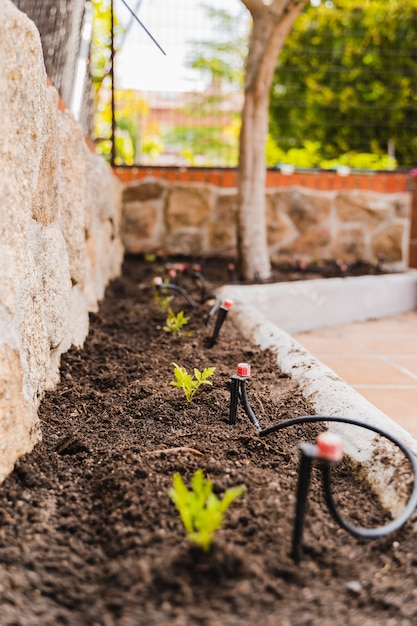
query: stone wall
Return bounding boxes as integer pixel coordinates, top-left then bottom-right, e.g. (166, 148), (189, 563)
(122, 178), (410, 270)
(0, 1), (124, 481)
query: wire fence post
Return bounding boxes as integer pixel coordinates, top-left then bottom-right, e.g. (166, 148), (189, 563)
(110, 0), (116, 167)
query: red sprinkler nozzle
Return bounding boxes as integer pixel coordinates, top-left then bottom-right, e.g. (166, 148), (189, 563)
(316, 431), (343, 462)
(236, 363), (251, 378)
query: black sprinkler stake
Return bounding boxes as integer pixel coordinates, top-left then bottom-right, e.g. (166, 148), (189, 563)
(227, 262), (238, 283)
(291, 442), (316, 563)
(192, 264), (207, 300)
(229, 375), (241, 425)
(207, 299), (233, 347)
(291, 432), (344, 563)
(228, 363), (261, 431)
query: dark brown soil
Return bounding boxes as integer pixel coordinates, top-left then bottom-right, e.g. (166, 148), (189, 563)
(0, 255), (416, 626)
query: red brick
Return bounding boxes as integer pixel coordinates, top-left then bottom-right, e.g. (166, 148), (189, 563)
(208, 171), (221, 185)
(222, 170), (237, 188)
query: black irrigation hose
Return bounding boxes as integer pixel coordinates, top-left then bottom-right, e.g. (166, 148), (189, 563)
(259, 415), (417, 538)
(229, 370), (417, 537)
(239, 381), (261, 431)
(155, 282), (197, 308)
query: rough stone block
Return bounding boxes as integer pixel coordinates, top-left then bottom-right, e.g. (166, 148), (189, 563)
(336, 192), (391, 222)
(371, 224), (404, 262)
(166, 186), (213, 229)
(0, 0), (124, 484)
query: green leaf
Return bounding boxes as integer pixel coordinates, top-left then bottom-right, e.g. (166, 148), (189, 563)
(168, 470), (245, 552)
(170, 363), (215, 403)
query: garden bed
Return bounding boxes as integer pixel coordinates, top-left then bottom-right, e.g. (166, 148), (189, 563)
(0, 256), (416, 626)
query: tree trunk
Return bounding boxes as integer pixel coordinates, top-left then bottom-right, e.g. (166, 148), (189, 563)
(237, 0), (308, 281)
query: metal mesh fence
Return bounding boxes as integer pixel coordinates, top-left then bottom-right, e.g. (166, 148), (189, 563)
(103, 0), (246, 167)
(10, 1), (417, 169)
(12, 0), (93, 136)
(104, 0), (417, 170)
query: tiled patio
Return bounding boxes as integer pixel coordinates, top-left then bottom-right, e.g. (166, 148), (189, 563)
(292, 311), (417, 436)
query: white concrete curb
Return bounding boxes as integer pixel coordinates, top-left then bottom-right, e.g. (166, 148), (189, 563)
(221, 271), (417, 334)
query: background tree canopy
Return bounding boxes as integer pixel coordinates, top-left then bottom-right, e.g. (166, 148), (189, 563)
(269, 0), (417, 168)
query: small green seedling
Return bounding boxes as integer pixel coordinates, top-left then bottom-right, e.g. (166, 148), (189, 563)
(153, 289), (174, 312)
(169, 469), (245, 552)
(170, 362), (215, 402)
(163, 309), (191, 337)
(152, 277), (174, 312)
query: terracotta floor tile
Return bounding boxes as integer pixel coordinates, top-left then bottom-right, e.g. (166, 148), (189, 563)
(353, 335), (417, 356)
(293, 334), (371, 357)
(390, 357), (417, 377)
(292, 311), (417, 434)
(317, 357), (417, 386)
(338, 319), (415, 336)
(352, 387), (417, 434)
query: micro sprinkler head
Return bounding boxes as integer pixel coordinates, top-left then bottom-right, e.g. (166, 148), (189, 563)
(222, 299), (234, 311)
(152, 276), (163, 293)
(190, 264), (207, 300)
(316, 431), (344, 463)
(336, 259), (348, 274)
(236, 362), (251, 378)
(229, 362), (260, 429)
(227, 262), (238, 283)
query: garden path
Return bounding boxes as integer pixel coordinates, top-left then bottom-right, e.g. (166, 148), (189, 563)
(293, 311), (417, 436)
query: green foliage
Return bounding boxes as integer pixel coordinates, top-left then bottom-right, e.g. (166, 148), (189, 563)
(164, 120), (239, 167)
(163, 310), (191, 337)
(91, 3), (158, 165)
(187, 5), (248, 92)
(266, 137), (397, 170)
(169, 469), (245, 552)
(91, 0), (123, 161)
(175, 4), (248, 166)
(114, 127), (135, 165)
(270, 0), (417, 166)
(170, 362), (215, 403)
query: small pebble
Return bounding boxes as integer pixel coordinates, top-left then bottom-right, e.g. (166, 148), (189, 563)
(268, 481), (280, 490)
(345, 581), (363, 595)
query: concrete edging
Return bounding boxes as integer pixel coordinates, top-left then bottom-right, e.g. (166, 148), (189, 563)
(220, 271), (417, 334)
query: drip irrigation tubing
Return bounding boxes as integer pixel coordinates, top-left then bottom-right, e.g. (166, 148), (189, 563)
(260, 416), (417, 539)
(233, 377), (417, 539)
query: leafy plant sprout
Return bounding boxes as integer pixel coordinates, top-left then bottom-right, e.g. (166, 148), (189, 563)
(152, 275), (197, 308)
(152, 278), (174, 312)
(163, 309), (191, 337)
(170, 362), (215, 402)
(169, 469), (245, 552)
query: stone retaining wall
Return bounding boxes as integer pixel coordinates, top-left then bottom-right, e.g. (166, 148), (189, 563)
(0, 0), (124, 481)
(122, 178), (410, 270)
